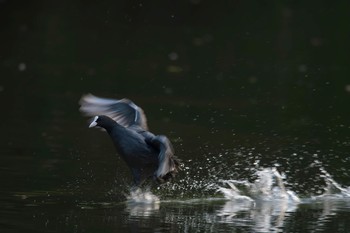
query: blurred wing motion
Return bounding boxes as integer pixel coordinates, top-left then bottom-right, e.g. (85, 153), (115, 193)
(79, 94), (148, 130)
(147, 135), (179, 182)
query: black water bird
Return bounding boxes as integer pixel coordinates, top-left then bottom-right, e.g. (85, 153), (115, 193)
(79, 94), (179, 186)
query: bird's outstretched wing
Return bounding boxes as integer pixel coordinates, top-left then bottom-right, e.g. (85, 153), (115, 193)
(79, 94), (148, 130)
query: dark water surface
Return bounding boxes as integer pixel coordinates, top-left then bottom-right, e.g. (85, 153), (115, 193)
(1, 1), (350, 232)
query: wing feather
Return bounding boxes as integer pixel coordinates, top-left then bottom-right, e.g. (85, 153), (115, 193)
(79, 94), (148, 130)
(145, 135), (178, 181)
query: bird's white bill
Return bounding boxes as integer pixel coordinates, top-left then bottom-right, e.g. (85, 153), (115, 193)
(89, 116), (99, 128)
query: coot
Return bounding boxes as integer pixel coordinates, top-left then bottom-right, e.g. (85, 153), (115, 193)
(79, 94), (179, 186)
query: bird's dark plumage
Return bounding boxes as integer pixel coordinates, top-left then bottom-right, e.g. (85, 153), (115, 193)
(79, 94), (179, 186)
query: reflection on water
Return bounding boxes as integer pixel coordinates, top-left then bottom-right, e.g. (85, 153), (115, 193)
(5, 169), (350, 233)
(217, 199), (298, 232)
(122, 164), (350, 232)
(109, 166), (350, 232)
(126, 201), (160, 218)
(3, 132), (350, 233)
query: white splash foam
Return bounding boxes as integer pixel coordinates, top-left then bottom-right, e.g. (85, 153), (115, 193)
(126, 188), (160, 204)
(125, 188), (160, 217)
(218, 168), (300, 203)
(314, 167), (350, 199)
(218, 180), (254, 202)
(216, 168), (300, 231)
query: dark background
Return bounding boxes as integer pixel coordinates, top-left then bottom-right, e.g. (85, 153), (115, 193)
(1, 1), (350, 232)
(1, 0), (350, 198)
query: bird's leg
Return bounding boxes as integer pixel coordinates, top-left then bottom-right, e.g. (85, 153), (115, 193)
(130, 167), (141, 190)
(152, 173), (164, 183)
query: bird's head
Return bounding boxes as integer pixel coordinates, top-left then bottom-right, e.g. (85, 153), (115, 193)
(89, 115), (115, 129)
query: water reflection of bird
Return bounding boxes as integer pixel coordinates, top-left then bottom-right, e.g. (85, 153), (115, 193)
(79, 94), (179, 186)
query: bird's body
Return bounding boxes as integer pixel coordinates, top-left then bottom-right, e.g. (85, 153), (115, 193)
(79, 94), (179, 186)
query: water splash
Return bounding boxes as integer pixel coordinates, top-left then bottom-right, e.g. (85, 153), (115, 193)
(124, 188), (160, 217)
(126, 188), (160, 204)
(217, 167), (300, 203)
(315, 166), (350, 199)
(216, 168), (300, 232)
(155, 148), (260, 199)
